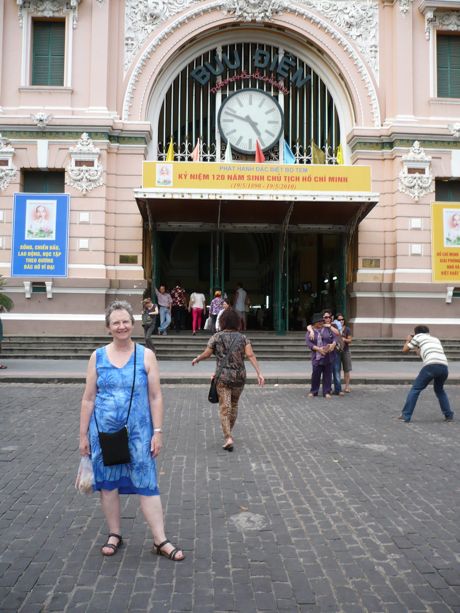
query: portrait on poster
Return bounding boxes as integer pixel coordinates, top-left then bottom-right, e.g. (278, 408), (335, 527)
(25, 199), (57, 240)
(156, 163), (173, 186)
(443, 209), (460, 247)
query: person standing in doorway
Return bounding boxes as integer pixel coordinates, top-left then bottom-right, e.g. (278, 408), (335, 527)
(398, 326), (454, 423)
(233, 283), (249, 331)
(209, 290), (225, 333)
(170, 281), (187, 333)
(189, 289), (206, 335)
(154, 285), (172, 336)
(141, 297), (158, 353)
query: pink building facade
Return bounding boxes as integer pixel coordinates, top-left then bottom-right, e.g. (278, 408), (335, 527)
(0, 0), (459, 336)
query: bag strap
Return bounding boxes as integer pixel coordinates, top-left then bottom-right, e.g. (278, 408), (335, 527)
(93, 344), (137, 433)
(214, 333), (239, 383)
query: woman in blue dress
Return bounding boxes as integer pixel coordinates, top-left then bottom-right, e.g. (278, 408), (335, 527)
(79, 301), (184, 561)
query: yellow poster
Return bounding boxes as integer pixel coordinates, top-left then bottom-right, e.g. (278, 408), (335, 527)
(431, 202), (460, 282)
(143, 161), (371, 192)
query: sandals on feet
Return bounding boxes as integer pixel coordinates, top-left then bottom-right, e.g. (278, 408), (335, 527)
(153, 539), (185, 561)
(223, 438), (234, 451)
(101, 533), (123, 556)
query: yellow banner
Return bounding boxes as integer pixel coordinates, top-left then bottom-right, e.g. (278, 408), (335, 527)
(432, 202), (460, 282)
(143, 162), (371, 192)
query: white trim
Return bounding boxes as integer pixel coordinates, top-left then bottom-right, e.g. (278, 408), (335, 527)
(350, 291), (447, 298)
(352, 317), (460, 324)
(0, 287), (145, 295)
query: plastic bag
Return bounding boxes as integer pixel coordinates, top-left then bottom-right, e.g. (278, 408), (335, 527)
(75, 456), (94, 495)
(204, 317), (212, 331)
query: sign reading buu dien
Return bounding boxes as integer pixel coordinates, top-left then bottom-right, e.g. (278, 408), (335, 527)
(432, 202), (460, 282)
(142, 162), (371, 193)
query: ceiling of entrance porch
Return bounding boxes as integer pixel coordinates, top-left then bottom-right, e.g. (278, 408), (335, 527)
(135, 192), (377, 231)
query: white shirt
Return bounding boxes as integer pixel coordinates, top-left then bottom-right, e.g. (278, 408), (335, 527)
(407, 333), (448, 366)
(234, 288), (247, 311)
(190, 292), (206, 309)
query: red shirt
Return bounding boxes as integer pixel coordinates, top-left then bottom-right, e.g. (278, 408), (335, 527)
(170, 286), (187, 307)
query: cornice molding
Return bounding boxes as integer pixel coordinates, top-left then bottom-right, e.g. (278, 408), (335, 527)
(17, 0), (82, 29)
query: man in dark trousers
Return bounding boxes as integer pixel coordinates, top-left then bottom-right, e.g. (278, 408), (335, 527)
(305, 313), (337, 399)
(399, 325), (454, 423)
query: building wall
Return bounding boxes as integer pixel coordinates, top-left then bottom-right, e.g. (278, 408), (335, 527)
(0, 0), (459, 336)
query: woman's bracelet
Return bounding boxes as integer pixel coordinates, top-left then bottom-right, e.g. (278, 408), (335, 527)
(154, 428), (163, 433)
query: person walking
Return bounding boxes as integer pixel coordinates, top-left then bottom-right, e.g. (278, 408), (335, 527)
(170, 281), (187, 332)
(216, 298), (230, 332)
(335, 313), (353, 393)
(191, 308), (264, 451)
(399, 325), (454, 423)
(155, 285), (172, 336)
(79, 300), (184, 561)
(189, 289), (206, 335)
(209, 290), (225, 333)
(233, 282), (250, 331)
(141, 297), (158, 353)
(305, 313), (337, 398)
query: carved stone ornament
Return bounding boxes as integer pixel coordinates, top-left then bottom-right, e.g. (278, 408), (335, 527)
(398, 141), (434, 202)
(66, 133), (104, 196)
(17, 0), (82, 29)
(397, 0), (414, 14)
(0, 134), (17, 192)
(224, 0), (283, 21)
(31, 112), (53, 129)
(448, 123), (460, 138)
(423, 10), (460, 40)
(124, 0), (379, 78)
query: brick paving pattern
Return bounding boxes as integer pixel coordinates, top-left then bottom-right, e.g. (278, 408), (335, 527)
(0, 383), (459, 612)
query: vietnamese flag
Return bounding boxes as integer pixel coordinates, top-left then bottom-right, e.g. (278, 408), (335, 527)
(255, 140), (265, 163)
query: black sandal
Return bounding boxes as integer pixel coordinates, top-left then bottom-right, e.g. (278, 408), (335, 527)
(101, 533), (123, 556)
(153, 539), (185, 561)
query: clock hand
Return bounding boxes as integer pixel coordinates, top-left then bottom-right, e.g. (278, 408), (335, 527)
(244, 115), (262, 140)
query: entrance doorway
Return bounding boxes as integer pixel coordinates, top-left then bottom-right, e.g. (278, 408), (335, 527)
(151, 230), (346, 332)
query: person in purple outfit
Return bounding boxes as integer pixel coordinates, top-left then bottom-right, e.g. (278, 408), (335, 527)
(305, 313), (337, 399)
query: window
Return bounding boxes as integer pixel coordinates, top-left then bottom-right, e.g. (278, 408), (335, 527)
(23, 170), (65, 193)
(31, 20), (65, 86)
(435, 179), (460, 201)
(437, 34), (460, 98)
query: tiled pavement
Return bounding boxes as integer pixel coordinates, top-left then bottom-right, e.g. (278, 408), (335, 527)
(0, 383), (459, 612)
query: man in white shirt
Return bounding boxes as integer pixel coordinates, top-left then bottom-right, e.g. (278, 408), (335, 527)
(233, 283), (249, 331)
(399, 325), (454, 423)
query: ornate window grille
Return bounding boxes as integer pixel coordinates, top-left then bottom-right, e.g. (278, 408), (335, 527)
(156, 42), (341, 164)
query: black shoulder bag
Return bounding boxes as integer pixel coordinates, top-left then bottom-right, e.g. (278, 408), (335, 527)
(94, 345), (136, 466)
(208, 334), (238, 403)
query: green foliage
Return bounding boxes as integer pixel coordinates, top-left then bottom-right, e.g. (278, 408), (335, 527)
(0, 275), (13, 312)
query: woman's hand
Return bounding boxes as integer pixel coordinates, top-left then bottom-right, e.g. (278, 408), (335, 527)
(191, 357), (199, 366)
(79, 434), (90, 456)
(151, 432), (163, 457)
(257, 373), (265, 386)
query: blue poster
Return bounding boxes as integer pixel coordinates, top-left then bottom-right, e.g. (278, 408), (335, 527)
(11, 193), (70, 277)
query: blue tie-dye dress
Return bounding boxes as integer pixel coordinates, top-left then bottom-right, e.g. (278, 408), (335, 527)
(89, 344), (159, 495)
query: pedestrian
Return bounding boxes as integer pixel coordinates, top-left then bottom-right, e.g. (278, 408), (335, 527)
(189, 288), (206, 335)
(191, 308), (264, 451)
(209, 290), (225, 333)
(79, 300), (184, 561)
(305, 313), (337, 398)
(141, 297), (158, 353)
(398, 325), (454, 423)
(216, 298), (230, 332)
(155, 284), (172, 336)
(170, 281), (187, 332)
(335, 313), (353, 393)
(233, 282), (250, 331)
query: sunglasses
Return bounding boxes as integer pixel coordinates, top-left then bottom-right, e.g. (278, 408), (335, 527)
(323, 315), (331, 319)
(337, 318), (344, 321)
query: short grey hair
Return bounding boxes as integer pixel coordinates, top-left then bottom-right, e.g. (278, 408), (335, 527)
(105, 300), (135, 326)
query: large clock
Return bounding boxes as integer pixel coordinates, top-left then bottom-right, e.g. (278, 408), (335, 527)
(217, 89), (284, 155)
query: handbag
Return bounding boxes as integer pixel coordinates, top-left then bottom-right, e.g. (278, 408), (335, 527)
(208, 334), (238, 404)
(94, 345), (137, 466)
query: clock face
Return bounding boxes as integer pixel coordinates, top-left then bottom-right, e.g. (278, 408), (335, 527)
(218, 89), (284, 155)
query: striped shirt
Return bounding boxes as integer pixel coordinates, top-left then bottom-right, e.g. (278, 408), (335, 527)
(407, 333), (448, 366)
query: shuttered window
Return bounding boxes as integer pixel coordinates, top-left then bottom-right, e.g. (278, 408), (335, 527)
(31, 20), (65, 86)
(437, 34), (460, 98)
(23, 170), (65, 193)
(436, 180), (460, 202)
